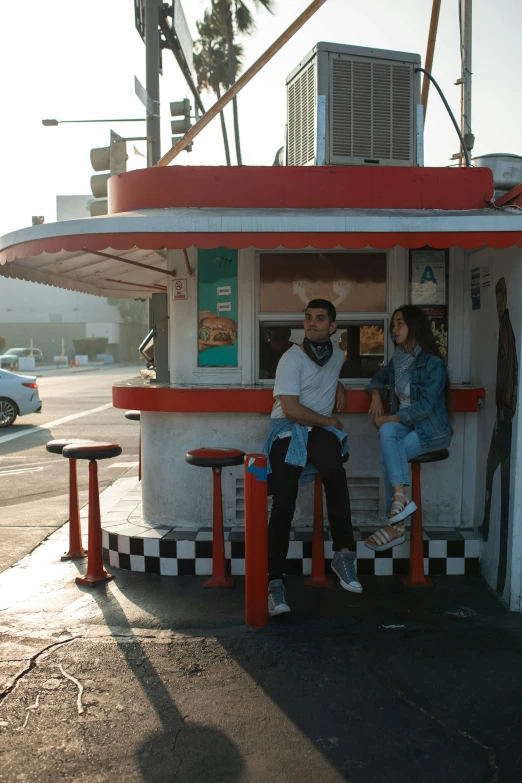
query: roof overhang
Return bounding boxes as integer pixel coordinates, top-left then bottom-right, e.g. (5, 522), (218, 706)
(2, 207), (522, 298)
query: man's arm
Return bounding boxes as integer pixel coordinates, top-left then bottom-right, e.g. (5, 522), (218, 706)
(280, 395), (342, 430)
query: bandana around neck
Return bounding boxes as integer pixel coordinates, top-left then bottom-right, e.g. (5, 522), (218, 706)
(393, 343), (422, 395)
(302, 337), (333, 367)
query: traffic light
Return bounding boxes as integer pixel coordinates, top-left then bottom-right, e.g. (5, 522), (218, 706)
(89, 130), (128, 217)
(170, 99), (193, 152)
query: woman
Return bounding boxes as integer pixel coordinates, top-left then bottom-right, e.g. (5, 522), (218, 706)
(364, 305), (452, 551)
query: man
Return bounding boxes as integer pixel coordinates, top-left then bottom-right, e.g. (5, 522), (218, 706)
(264, 299), (361, 617)
(480, 278), (518, 596)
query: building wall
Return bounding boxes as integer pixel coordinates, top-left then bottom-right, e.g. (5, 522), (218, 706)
(138, 246), (477, 530)
(468, 247), (522, 609)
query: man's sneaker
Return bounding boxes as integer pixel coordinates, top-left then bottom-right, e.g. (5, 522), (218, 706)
(331, 551), (363, 594)
(268, 579), (291, 616)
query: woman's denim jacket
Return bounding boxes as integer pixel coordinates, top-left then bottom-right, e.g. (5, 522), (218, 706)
(365, 352), (453, 450)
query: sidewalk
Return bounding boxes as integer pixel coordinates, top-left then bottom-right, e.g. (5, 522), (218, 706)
(1, 480), (521, 782)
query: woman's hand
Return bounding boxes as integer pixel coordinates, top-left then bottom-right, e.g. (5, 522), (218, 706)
(374, 415), (389, 429)
(334, 383), (345, 414)
(368, 390), (384, 421)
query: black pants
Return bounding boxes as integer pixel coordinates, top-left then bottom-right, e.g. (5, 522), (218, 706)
(482, 414), (512, 595)
(268, 428), (355, 581)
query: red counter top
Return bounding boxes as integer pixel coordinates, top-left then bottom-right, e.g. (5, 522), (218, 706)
(113, 382), (486, 414)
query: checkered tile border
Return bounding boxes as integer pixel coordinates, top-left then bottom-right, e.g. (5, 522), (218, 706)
(102, 530), (482, 577)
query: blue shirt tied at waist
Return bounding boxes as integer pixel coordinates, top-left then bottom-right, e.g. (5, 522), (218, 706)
(263, 418), (349, 486)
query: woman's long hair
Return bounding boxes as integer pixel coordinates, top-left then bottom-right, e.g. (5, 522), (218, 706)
(390, 305), (451, 414)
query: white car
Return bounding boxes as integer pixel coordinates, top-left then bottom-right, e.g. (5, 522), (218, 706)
(0, 368), (42, 427)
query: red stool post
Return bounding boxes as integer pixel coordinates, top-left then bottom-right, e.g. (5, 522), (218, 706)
(244, 454), (268, 628)
(46, 439), (91, 560)
(403, 462), (432, 588)
(65, 456), (86, 559)
(186, 447), (244, 589)
(206, 465), (234, 588)
(304, 474), (333, 587)
(63, 442), (122, 587)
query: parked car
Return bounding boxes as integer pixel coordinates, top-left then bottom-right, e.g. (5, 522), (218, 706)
(0, 348), (44, 368)
(0, 368), (42, 427)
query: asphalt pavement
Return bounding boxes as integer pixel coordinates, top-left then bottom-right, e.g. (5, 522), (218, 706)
(0, 364), (142, 572)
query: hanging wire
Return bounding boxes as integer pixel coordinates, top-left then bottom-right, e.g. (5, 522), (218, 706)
(415, 67), (471, 167)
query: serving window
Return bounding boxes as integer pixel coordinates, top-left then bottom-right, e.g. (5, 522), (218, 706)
(257, 251), (388, 382)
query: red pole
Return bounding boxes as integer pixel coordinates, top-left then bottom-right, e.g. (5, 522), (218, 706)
(62, 458), (87, 560)
(76, 460), (114, 587)
(305, 475), (332, 587)
(403, 463), (432, 588)
(204, 467), (234, 588)
(244, 454), (268, 628)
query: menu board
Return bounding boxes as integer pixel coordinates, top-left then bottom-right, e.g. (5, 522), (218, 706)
(198, 248), (238, 367)
(259, 253), (387, 313)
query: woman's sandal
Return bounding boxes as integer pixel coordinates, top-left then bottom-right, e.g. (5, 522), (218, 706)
(364, 521), (406, 552)
(364, 492), (417, 552)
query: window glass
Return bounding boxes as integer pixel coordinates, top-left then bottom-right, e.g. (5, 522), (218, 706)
(409, 248), (449, 363)
(259, 321), (385, 380)
(259, 252), (387, 313)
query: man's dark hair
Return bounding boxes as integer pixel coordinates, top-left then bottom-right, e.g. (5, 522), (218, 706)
(495, 277), (507, 299)
(306, 298), (337, 322)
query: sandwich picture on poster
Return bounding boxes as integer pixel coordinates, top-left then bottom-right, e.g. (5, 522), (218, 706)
(198, 248), (238, 367)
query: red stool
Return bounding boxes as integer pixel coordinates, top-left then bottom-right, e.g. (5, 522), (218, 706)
(46, 438), (93, 560)
(63, 441), (122, 587)
(404, 449), (450, 588)
(125, 410), (141, 480)
(305, 452), (349, 587)
(186, 447), (245, 588)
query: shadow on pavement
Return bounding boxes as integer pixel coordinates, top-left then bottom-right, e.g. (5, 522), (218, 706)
(84, 582), (245, 783)
(87, 569), (522, 782)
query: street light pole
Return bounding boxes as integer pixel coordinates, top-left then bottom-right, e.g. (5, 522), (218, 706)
(145, 0), (161, 166)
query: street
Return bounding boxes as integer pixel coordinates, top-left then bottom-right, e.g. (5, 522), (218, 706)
(0, 365), (141, 572)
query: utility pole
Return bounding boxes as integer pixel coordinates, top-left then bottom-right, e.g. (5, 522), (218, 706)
(454, 0), (474, 165)
(145, 0), (161, 165)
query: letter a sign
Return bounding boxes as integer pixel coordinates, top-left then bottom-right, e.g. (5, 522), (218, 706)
(411, 251), (446, 305)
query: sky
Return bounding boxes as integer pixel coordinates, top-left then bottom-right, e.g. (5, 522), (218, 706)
(1, 0), (521, 237)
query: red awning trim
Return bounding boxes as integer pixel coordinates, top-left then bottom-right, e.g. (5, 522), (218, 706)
(3, 231), (522, 263)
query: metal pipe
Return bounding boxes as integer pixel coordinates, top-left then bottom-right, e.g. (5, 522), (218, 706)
(156, 0), (328, 167)
(82, 248), (177, 278)
(42, 118), (145, 125)
(421, 0), (442, 115)
(145, 0), (161, 165)
(104, 278), (168, 291)
(459, 0), (473, 166)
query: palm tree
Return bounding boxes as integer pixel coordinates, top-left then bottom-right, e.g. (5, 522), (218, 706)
(194, 9), (243, 166)
(212, 0), (274, 165)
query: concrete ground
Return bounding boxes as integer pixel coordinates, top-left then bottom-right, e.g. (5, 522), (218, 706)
(1, 366), (520, 782)
(1, 498), (521, 783)
(0, 365), (141, 572)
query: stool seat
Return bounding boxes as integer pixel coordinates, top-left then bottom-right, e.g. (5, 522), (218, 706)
(409, 449), (449, 465)
(63, 442), (122, 461)
(186, 447), (245, 469)
(46, 438), (95, 456)
(125, 410), (141, 422)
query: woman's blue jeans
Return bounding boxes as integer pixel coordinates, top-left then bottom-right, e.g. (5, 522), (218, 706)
(379, 422), (424, 514)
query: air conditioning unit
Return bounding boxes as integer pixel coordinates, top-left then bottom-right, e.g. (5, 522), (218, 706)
(286, 42), (422, 167)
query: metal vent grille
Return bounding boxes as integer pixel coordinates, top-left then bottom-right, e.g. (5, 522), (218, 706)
(331, 57), (412, 163)
(287, 60), (316, 166)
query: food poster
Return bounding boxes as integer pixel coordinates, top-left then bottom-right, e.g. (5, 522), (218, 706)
(198, 248), (238, 367)
(418, 305), (448, 362)
(410, 249), (447, 305)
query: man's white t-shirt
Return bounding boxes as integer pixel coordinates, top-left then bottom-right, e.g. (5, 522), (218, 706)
(271, 344), (345, 419)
